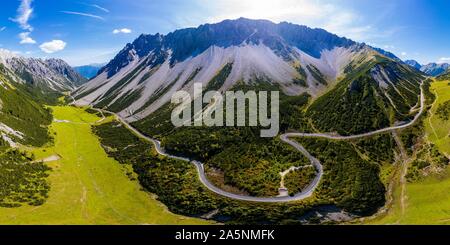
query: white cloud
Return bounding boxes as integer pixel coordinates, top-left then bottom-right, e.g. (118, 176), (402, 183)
(39, 40), (67, 53)
(0, 27), (6, 32)
(113, 28), (132, 34)
(90, 4), (110, 13)
(61, 11), (105, 20)
(438, 57), (450, 64)
(11, 0), (36, 45)
(19, 32), (36, 44)
(401, 52), (407, 56)
(10, 0), (34, 31)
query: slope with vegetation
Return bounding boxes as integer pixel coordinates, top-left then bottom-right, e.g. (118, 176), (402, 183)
(307, 55), (423, 135)
(0, 140), (51, 208)
(437, 69), (450, 81)
(0, 67), (53, 146)
(365, 79), (449, 224)
(294, 135), (393, 215)
(426, 79), (450, 155)
(0, 66), (54, 208)
(133, 80), (314, 197)
(95, 120), (321, 224)
(0, 106), (208, 224)
(2, 18), (438, 224)
(95, 80), (404, 220)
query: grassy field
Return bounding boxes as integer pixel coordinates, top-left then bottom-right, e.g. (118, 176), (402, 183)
(397, 169), (450, 224)
(0, 106), (210, 224)
(366, 80), (450, 224)
(426, 80), (450, 155)
(367, 168), (450, 224)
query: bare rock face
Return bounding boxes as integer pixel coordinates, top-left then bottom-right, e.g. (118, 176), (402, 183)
(0, 49), (86, 91)
(420, 62), (450, 76)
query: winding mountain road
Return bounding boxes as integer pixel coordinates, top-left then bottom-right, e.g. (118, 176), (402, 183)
(285, 84), (425, 141)
(75, 82), (425, 203)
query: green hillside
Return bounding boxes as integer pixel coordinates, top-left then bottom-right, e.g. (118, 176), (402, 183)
(436, 69), (450, 81)
(307, 56), (423, 135)
(0, 68), (53, 146)
(0, 106), (209, 224)
(0, 67), (54, 208)
(362, 79), (449, 224)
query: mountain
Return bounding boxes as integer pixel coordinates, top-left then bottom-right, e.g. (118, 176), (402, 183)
(0, 17), (428, 222)
(307, 54), (422, 135)
(45, 58), (87, 86)
(404, 60), (422, 70)
(74, 63), (105, 79)
(0, 61), (52, 148)
(420, 62), (450, 76)
(370, 46), (402, 62)
(0, 49), (86, 92)
(73, 18), (423, 135)
(436, 68), (450, 80)
(0, 52), (55, 209)
(73, 18), (358, 117)
(403, 60), (449, 76)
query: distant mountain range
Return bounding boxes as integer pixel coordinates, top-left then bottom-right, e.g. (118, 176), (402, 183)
(404, 60), (422, 70)
(74, 63), (106, 80)
(404, 59), (449, 76)
(437, 67), (450, 80)
(0, 49), (86, 91)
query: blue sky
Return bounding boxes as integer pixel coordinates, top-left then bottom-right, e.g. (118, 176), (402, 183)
(1, 0), (449, 66)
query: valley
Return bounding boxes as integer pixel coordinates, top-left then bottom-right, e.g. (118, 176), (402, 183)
(365, 79), (450, 224)
(105, 81), (424, 204)
(68, 19), (447, 223)
(0, 106), (208, 224)
(0, 17), (449, 225)
(426, 80), (450, 155)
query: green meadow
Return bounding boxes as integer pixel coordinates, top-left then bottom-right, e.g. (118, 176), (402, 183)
(0, 106), (209, 224)
(426, 80), (450, 155)
(367, 80), (450, 224)
(367, 168), (450, 224)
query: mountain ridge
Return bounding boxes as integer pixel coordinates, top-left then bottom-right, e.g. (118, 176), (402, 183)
(420, 62), (450, 76)
(402, 58), (449, 76)
(0, 49), (86, 92)
(74, 63), (105, 79)
(98, 18), (356, 79)
(437, 68), (450, 80)
(73, 18), (423, 135)
(405, 59), (422, 70)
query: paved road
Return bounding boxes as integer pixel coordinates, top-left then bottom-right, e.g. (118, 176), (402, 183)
(284, 84), (425, 141)
(104, 108), (320, 202)
(72, 82), (425, 203)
